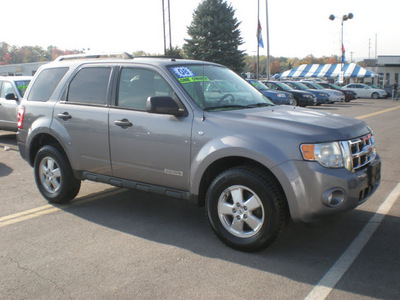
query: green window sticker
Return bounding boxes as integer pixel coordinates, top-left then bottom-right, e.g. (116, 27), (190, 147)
(178, 76), (210, 84)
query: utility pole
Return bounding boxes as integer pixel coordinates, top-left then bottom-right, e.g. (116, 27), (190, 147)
(266, 0), (270, 80)
(162, 0), (172, 56)
(369, 38), (371, 59)
(257, 0), (260, 80)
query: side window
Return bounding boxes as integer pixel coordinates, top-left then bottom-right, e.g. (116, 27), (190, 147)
(118, 68), (173, 110)
(28, 67), (68, 101)
(67, 67), (111, 105)
(0, 82), (16, 98)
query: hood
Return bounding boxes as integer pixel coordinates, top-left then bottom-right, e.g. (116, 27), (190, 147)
(209, 105), (368, 142)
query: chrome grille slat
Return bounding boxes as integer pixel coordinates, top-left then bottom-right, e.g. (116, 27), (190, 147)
(348, 134), (376, 171)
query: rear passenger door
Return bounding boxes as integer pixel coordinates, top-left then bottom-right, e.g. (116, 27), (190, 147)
(52, 65), (113, 175)
(109, 67), (192, 191)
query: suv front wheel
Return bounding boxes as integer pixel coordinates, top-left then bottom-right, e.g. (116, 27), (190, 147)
(34, 145), (81, 204)
(205, 166), (287, 252)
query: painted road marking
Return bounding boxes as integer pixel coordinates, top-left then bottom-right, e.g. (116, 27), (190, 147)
(305, 182), (400, 300)
(356, 106), (400, 119)
(0, 188), (126, 228)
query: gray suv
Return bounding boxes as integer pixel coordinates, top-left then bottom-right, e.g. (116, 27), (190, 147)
(17, 55), (381, 251)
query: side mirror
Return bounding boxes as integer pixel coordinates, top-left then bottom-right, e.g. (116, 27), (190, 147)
(5, 93), (18, 100)
(146, 96), (184, 116)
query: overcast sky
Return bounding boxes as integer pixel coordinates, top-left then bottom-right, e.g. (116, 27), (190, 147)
(3, 0), (399, 61)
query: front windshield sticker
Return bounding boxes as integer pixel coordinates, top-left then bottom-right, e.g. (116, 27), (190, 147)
(171, 66), (196, 78)
(178, 76), (210, 84)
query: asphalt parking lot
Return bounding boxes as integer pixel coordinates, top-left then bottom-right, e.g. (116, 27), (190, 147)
(1, 98), (399, 299)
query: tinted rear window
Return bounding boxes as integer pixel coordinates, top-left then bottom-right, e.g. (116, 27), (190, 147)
(67, 67), (111, 105)
(28, 67), (68, 101)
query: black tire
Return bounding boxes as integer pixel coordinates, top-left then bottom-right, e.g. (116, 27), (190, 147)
(34, 145), (81, 204)
(205, 166), (287, 252)
(371, 92), (379, 99)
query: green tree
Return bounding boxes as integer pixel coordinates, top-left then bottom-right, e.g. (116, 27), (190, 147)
(165, 46), (183, 58)
(183, 0), (245, 73)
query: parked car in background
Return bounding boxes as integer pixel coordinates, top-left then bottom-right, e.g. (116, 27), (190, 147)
(301, 81), (345, 103)
(365, 83), (391, 98)
(301, 78), (327, 84)
(246, 79), (295, 105)
(319, 82), (357, 102)
(283, 81), (329, 105)
(342, 83), (387, 99)
(263, 80), (316, 107)
(0, 76), (32, 131)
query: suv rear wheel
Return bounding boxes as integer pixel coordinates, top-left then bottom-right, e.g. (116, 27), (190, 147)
(34, 145), (81, 204)
(205, 166), (287, 252)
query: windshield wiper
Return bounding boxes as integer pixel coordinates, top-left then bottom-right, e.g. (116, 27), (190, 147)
(246, 103), (274, 108)
(204, 105), (250, 111)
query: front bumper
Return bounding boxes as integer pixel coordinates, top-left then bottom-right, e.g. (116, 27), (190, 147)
(272, 156), (381, 222)
(316, 96), (330, 105)
(329, 95), (345, 102)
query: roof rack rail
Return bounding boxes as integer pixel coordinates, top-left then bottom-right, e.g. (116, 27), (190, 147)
(55, 52), (133, 61)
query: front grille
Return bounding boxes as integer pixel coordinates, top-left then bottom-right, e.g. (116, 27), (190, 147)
(343, 133), (377, 172)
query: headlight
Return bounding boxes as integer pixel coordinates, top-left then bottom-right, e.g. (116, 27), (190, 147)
(303, 94), (312, 99)
(300, 142), (344, 168)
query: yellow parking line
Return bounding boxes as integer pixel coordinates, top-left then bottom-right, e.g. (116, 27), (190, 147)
(0, 207), (61, 228)
(0, 188), (126, 228)
(0, 205), (54, 222)
(356, 106), (400, 119)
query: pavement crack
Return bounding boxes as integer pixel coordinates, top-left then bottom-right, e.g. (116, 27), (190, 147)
(9, 257), (72, 300)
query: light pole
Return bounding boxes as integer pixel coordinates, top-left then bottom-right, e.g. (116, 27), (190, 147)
(329, 13), (354, 68)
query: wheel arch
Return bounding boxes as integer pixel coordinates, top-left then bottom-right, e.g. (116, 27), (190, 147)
(28, 133), (69, 167)
(195, 156), (289, 213)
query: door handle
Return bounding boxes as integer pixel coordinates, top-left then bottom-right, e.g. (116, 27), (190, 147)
(114, 119), (133, 128)
(57, 112), (72, 120)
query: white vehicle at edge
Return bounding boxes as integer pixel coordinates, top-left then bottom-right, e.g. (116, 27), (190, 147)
(301, 81), (345, 103)
(342, 83), (387, 99)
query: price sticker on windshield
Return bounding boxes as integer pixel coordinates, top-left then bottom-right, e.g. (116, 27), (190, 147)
(171, 66), (196, 78)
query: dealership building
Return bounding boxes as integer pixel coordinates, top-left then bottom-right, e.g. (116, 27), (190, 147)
(0, 61), (47, 76)
(364, 55), (400, 87)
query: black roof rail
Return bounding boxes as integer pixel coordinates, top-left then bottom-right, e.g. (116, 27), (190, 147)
(55, 52), (133, 61)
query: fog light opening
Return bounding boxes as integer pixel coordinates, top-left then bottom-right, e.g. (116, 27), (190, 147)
(322, 188), (345, 207)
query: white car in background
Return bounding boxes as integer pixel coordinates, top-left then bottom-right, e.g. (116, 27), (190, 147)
(342, 83), (387, 99)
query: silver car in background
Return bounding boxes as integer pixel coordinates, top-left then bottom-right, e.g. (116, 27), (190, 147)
(0, 76), (32, 131)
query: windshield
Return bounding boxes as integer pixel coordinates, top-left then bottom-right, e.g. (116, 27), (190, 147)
(301, 82), (316, 89)
(248, 80), (269, 91)
(286, 82), (309, 90)
(312, 82), (325, 89)
(331, 83), (341, 89)
(14, 80), (31, 97)
(275, 82), (293, 91)
(169, 64), (273, 110)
